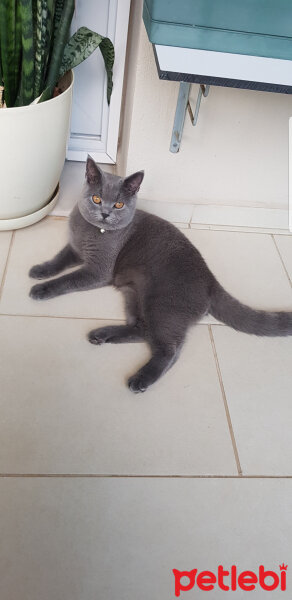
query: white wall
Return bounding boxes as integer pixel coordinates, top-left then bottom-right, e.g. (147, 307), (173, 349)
(122, 20), (292, 214)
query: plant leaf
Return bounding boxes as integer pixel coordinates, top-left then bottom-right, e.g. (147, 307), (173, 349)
(38, 0), (74, 103)
(14, 1), (23, 101)
(0, 0), (18, 107)
(52, 0), (65, 38)
(19, 0), (35, 105)
(99, 37), (115, 104)
(34, 0), (55, 98)
(59, 26), (115, 104)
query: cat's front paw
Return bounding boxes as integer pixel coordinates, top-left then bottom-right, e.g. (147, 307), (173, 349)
(29, 263), (53, 279)
(128, 373), (149, 394)
(29, 282), (55, 300)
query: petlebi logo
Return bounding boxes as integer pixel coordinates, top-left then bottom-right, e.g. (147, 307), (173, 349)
(173, 564), (288, 596)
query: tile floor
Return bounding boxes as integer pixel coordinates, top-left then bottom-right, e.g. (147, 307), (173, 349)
(0, 216), (292, 599)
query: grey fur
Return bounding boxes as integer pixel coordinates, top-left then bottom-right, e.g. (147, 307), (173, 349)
(29, 157), (292, 393)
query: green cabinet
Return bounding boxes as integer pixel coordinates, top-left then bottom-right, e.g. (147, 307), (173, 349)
(144, 0), (292, 60)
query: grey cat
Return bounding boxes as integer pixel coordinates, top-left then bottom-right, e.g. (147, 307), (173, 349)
(29, 156), (292, 393)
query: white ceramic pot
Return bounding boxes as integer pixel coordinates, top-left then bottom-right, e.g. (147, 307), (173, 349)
(0, 71), (73, 230)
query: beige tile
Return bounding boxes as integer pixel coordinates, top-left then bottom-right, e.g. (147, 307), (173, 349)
(0, 217), (125, 319)
(274, 234), (292, 285)
(0, 316), (236, 475)
(0, 231), (12, 289)
(212, 325), (292, 475)
(0, 477), (291, 600)
(184, 229), (292, 310)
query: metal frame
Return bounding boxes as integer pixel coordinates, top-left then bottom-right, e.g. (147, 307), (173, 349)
(170, 83), (210, 153)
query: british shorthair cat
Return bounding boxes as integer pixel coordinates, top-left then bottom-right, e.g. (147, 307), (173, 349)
(29, 156), (292, 392)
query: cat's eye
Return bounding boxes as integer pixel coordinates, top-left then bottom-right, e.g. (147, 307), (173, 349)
(92, 195), (101, 204)
(114, 201), (124, 209)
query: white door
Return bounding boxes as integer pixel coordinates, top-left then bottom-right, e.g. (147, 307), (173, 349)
(66, 0), (130, 164)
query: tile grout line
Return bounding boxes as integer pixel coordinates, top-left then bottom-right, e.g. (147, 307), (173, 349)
(0, 313), (225, 326)
(0, 231), (15, 302)
(208, 325), (243, 477)
(0, 474), (291, 478)
(271, 234), (292, 289)
(0, 313), (126, 322)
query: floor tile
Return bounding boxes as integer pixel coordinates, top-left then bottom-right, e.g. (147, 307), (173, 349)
(0, 217), (125, 319)
(0, 231), (12, 288)
(184, 229), (292, 310)
(212, 325), (292, 475)
(274, 234), (292, 285)
(0, 316), (236, 475)
(0, 477), (291, 600)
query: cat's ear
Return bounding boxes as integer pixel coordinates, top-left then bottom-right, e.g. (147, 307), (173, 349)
(86, 155), (103, 184)
(123, 171), (144, 195)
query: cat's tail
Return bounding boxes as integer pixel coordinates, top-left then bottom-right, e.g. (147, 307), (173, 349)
(209, 280), (292, 336)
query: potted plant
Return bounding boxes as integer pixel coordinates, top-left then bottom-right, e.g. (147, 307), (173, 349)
(0, 0), (114, 230)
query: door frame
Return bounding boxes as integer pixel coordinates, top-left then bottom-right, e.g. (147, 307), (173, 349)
(66, 0), (131, 164)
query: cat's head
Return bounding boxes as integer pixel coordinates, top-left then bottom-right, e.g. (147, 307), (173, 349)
(78, 156), (144, 231)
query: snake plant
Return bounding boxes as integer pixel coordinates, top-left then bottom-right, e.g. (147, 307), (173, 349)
(0, 0), (114, 108)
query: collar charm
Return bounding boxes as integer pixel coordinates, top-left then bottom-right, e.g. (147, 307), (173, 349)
(100, 228), (105, 234)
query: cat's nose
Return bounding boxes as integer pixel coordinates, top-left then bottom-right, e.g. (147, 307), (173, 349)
(101, 212), (109, 220)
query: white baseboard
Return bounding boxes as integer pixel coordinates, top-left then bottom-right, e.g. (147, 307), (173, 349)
(191, 204), (290, 233)
(137, 198), (291, 234)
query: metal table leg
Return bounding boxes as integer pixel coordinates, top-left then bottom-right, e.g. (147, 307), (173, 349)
(170, 82), (191, 153)
(170, 83), (210, 153)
